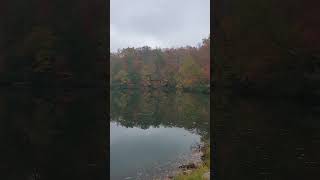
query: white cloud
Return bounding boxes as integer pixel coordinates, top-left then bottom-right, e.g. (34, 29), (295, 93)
(110, 0), (210, 52)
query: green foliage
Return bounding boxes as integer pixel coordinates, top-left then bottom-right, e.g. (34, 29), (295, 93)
(114, 70), (129, 85)
(176, 55), (202, 89)
(173, 145), (210, 180)
(173, 166), (209, 180)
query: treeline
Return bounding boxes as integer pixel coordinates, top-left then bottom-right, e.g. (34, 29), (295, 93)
(0, 0), (106, 87)
(110, 36), (210, 93)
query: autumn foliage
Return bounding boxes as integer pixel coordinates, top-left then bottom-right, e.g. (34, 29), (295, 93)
(110, 36), (210, 93)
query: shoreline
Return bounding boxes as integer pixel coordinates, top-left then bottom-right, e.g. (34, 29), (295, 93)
(111, 86), (210, 95)
(171, 143), (210, 180)
(163, 142), (210, 180)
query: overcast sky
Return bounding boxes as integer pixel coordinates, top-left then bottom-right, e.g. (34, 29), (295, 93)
(110, 0), (210, 52)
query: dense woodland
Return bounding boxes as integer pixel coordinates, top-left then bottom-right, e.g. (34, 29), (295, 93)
(110, 36), (210, 93)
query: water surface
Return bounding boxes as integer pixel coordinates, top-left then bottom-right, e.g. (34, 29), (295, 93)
(110, 90), (210, 179)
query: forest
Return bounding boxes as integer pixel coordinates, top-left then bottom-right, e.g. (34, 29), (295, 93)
(110, 36), (210, 93)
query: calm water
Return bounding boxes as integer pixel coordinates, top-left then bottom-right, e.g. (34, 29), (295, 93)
(110, 90), (210, 180)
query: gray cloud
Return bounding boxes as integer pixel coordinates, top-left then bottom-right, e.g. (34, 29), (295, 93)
(111, 0), (210, 52)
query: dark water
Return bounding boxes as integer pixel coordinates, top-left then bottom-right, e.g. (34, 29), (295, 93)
(110, 90), (210, 180)
(214, 93), (320, 179)
(0, 89), (107, 180)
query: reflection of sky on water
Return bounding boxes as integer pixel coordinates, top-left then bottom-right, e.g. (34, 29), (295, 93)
(110, 91), (209, 179)
(110, 121), (201, 180)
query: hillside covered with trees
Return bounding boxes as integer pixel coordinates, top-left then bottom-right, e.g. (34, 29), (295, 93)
(110, 36), (210, 93)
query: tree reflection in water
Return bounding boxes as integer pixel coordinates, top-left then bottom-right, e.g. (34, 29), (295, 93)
(110, 89), (210, 140)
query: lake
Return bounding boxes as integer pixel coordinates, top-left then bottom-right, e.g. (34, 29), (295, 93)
(110, 90), (210, 179)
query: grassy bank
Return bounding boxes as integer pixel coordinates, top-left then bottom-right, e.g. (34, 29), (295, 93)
(174, 166), (209, 180)
(174, 144), (210, 180)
